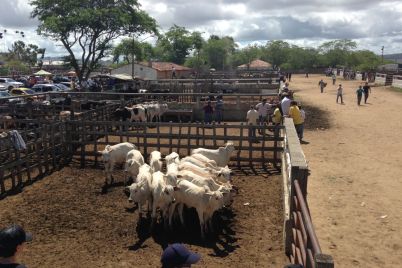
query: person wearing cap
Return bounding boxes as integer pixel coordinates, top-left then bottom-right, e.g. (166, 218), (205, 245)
(161, 243), (200, 268)
(0, 224), (32, 268)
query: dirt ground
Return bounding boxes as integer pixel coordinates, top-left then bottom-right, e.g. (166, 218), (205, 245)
(290, 74), (402, 267)
(0, 161), (286, 267)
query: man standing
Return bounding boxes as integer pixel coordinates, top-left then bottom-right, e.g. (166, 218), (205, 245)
(288, 101), (304, 142)
(363, 82), (371, 104)
(272, 103), (282, 137)
(0, 224), (33, 268)
(246, 106), (259, 142)
(203, 101), (214, 123)
(255, 99), (271, 133)
(336, 84), (344, 104)
(280, 94), (292, 116)
(332, 73), (336, 85)
(215, 96), (224, 124)
(356, 85), (364, 106)
(171, 66), (176, 79)
(318, 79), (326, 93)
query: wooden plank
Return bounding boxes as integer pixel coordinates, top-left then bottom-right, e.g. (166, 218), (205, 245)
(143, 126), (148, 160)
(177, 122), (182, 154)
(186, 125), (191, 156)
(212, 122), (217, 147)
(157, 124), (161, 152)
(237, 123), (243, 167)
(315, 254), (334, 268)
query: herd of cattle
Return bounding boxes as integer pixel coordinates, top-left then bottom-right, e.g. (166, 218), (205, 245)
(112, 102), (169, 123)
(98, 141), (236, 239)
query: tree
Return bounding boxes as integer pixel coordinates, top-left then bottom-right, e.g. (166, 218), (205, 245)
(202, 36), (237, 70)
(262, 40), (290, 68)
(31, 0), (158, 83)
(154, 25), (193, 64)
(318, 39), (357, 67)
(112, 38), (154, 64)
(7, 40), (45, 67)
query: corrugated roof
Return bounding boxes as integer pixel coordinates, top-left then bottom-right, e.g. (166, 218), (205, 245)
(141, 62), (192, 71)
(238, 59), (272, 69)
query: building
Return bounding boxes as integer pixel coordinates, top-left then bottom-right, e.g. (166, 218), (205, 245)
(237, 59), (273, 70)
(111, 62), (157, 80)
(147, 62), (193, 79)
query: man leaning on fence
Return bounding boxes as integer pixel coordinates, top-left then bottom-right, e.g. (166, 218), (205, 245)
(246, 106), (259, 143)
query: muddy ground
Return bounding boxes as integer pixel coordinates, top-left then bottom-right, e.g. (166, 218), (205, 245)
(0, 161), (286, 268)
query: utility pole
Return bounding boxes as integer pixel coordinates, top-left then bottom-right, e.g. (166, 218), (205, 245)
(131, 34), (135, 79)
(381, 46), (384, 64)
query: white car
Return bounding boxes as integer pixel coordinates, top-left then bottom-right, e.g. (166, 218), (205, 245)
(0, 78), (24, 91)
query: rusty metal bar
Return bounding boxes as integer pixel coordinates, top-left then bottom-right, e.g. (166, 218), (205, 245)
(294, 179), (322, 255)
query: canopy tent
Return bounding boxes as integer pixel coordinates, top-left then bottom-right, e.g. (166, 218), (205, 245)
(66, 70), (76, 76)
(34, 70), (52, 76)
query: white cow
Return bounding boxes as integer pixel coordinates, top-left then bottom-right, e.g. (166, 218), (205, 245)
(149, 151), (163, 173)
(165, 162), (179, 186)
(177, 169), (234, 206)
(150, 171), (176, 229)
(124, 149), (145, 185)
(169, 179), (224, 239)
(165, 152), (180, 165)
(180, 156), (218, 170)
(191, 142), (235, 167)
(126, 164), (153, 217)
(178, 161), (232, 183)
(98, 142), (136, 185)
(129, 105), (147, 122)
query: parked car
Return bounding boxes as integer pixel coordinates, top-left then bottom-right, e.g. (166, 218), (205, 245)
(32, 84), (63, 93)
(9, 88), (36, 96)
(53, 76), (71, 83)
(0, 84), (6, 91)
(0, 91), (12, 98)
(54, 83), (71, 91)
(0, 90), (21, 102)
(0, 78), (24, 91)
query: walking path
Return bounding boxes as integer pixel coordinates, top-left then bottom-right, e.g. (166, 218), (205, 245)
(291, 74), (402, 267)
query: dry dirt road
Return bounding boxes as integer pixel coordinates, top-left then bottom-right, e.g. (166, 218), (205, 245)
(291, 74), (402, 267)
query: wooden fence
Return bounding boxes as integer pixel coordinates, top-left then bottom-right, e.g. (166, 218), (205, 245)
(67, 120), (284, 169)
(0, 120), (68, 198)
(282, 118), (334, 268)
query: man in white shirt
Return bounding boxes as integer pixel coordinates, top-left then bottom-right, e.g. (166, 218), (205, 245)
(255, 99), (271, 133)
(246, 106), (259, 142)
(281, 94), (292, 116)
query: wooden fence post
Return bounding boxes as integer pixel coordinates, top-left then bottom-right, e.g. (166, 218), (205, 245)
(315, 254), (334, 268)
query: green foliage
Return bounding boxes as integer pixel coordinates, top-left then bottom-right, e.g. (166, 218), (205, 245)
(202, 36), (237, 70)
(31, 0), (158, 81)
(154, 25), (194, 64)
(7, 40), (45, 66)
(318, 39), (357, 67)
(112, 39), (154, 64)
(262, 40), (290, 67)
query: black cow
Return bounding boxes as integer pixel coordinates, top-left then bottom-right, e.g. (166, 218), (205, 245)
(113, 107), (131, 121)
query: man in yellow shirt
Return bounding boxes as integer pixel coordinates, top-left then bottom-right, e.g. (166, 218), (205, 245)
(288, 101), (304, 141)
(272, 103), (282, 137)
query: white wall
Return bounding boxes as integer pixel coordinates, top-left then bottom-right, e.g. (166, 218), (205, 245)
(375, 73), (386, 86)
(392, 75), (402, 88)
(111, 64), (157, 80)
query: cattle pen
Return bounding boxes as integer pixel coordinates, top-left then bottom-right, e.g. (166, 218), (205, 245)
(0, 91), (334, 267)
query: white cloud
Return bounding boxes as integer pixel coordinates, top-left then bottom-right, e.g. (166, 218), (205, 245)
(0, 0), (400, 56)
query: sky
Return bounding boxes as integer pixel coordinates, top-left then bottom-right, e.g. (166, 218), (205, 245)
(0, 0), (401, 57)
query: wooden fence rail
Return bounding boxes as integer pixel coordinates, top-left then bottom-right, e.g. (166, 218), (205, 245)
(0, 122), (68, 198)
(67, 120), (284, 169)
(282, 118), (334, 268)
